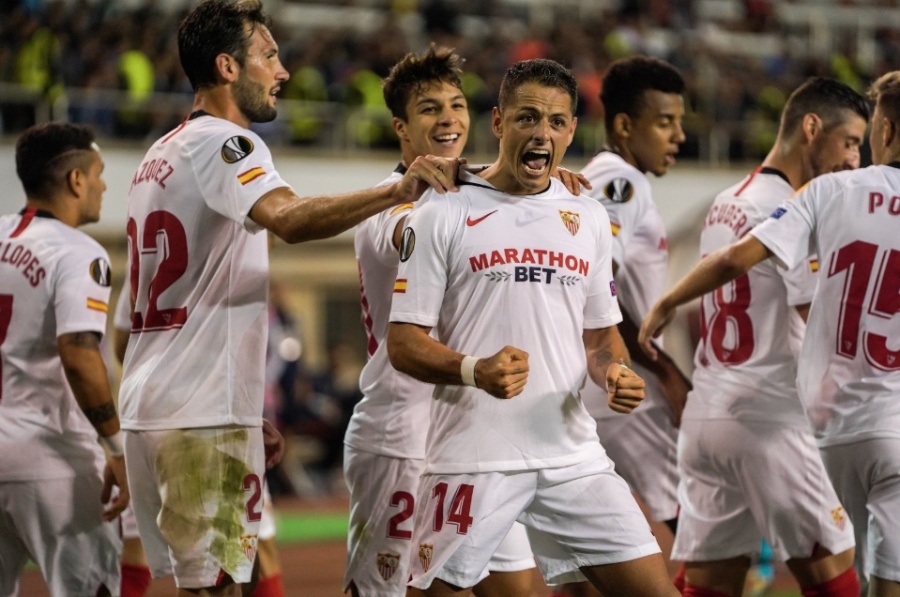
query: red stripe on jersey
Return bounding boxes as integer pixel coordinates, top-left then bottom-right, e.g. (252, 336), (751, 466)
(10, 206), (37, 238)
(161, 118), (190, 144)
(733, 165), (763, 197)
(358, 264), (378, 357)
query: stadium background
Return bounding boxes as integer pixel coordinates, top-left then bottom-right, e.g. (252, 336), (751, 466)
(3, 0), (897, 594)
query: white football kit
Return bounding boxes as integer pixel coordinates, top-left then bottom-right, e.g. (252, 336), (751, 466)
(579, 150), (678, 522)
(344, 168), (533, 596)
(391, 174), (660, 588)
(751, 163), (900, 582)
(674, 167), (853, 564)
(119, 113), (286, 586)
(0, 209), (120, 596)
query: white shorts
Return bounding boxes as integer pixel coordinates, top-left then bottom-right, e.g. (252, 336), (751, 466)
(121, 500), (140, 540)
(408, 455), (660, 590)
(343, 447), (534, 596)
(124, 427), (265, 589)
(821, 437), (900, 583)
(674, 419), (855, 563)
(594, 401), (679, 522)
(259, 482), (276, 541)
(0, 475), (122, 597)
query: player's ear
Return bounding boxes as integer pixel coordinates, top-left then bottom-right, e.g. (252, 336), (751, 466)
(393, 117), (410, 143)
(66, 167), (85, 199)
(802, 113), (822, 141)
(491, 106), (503, 139)
(612, 113), (631, 139)
(215, 53), (238, 83)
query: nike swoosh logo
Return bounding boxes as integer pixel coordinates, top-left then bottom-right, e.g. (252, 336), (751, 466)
(515, 212), (546, 226)
(466, 210), (498, 227)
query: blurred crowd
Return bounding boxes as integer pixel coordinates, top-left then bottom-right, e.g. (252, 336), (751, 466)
(3, 0), (900, 160)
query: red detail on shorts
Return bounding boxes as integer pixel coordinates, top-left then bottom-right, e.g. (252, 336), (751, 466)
(672, 562), (687, 593)
(683, 585), (731, 597)
(252, 573), (286, 597)
(215, 569), (232, 586)
(734, 166), (763, 198)
(121, 563), (152, 597)
(10, 206), (37, 238)
(800, 567), (860, 597)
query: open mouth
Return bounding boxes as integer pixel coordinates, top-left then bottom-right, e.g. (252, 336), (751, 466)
(522, 149), (550, 175)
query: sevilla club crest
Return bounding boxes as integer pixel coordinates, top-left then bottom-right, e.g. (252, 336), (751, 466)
(418, 544), (434, 572)
(559, 210), (580, 236)
(376, 552), (400, 581)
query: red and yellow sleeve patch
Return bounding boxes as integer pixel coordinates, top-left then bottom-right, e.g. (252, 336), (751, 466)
(809, 258), (819, 273)
(393, 279), (408, 294)
(610, 221), (621, 236)
(237, 166), (266, 185)
(86, 297), (108, 313)
(390, 203), (415, 216)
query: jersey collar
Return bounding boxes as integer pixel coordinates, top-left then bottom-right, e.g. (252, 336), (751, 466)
(759, 166), (791, 186)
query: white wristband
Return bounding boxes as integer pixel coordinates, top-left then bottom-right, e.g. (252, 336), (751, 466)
(460, 355), (479, 387)
(99, 431), (125, 457)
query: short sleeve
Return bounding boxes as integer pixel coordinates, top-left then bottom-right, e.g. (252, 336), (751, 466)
(389, 193), (454, 328)
(590, 172), (650, 268)
(779, 254), (818, 307)
(583, 204), (623, 329)
(193, 130), (290, 234)
(54, 242), (113, 338)
(751, 179), (821, 271)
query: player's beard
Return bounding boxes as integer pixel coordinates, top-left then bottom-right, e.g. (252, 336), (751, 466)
(234, 71), (277, 124)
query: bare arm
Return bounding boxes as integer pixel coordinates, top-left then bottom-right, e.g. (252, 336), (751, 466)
(639, 234), (772, 359)
(250, 155), (461, 244)
(387, 322), (529, 399)
(795, 302), (810, 323)
(583, 326), (646, 414)
(113, 327), (129, 365)
(58, 331), (128, 519)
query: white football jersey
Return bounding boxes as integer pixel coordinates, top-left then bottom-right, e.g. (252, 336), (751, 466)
(689, 167), (817, 425)
(119, 114), (288, 430)
(390, 173), (621, 474)
(0, 210), (111, 480)
(751, 164), (900, 445)
(345, 167), (433, 459)
(579, 151), (669, 419)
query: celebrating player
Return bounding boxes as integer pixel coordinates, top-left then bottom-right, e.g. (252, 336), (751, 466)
(387, 58), (678, 596)
(640, 71), (900, 597)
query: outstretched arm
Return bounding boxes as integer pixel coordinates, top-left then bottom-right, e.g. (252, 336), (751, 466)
(250, 155), (462, 244)
(639, 234), (772, 359)
(58, 331), (128, 521)
(387, 322), (529, 399)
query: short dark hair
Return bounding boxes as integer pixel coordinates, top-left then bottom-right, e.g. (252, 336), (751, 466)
(498, 59), (578, 114)
(16, 122), (96, 200)
(868, 71), (900, 127)
(383, 45), (464, 120)
(600, 56), (685, 132)
(781, 77), (870, 136)
(178, 0), (270, 91)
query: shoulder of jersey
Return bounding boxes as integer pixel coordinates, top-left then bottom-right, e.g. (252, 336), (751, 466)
(585, 153), (646, 205)
(191, 118), (262, 166)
